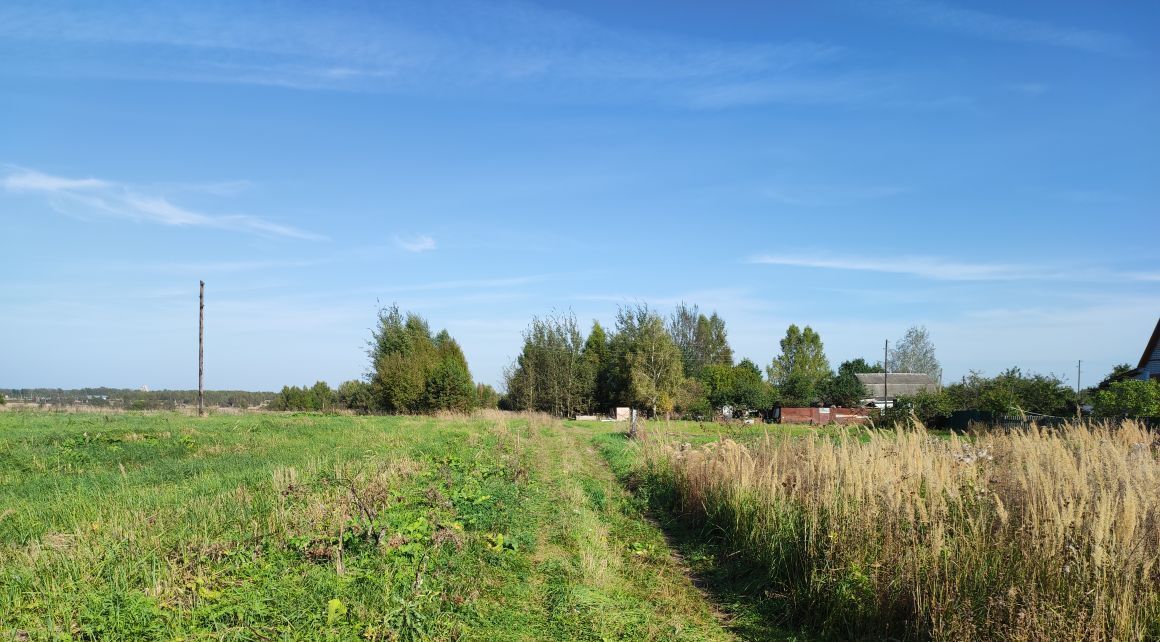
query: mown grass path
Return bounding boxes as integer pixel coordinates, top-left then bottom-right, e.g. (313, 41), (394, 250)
(0, 412), (737, 641)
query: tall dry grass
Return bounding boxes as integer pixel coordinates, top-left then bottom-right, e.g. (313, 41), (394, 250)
(645, 421), (1160, 641)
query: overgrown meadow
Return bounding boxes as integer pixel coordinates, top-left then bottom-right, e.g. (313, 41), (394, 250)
(638, 420), (1160, 641)
(0, 411), (734, 641)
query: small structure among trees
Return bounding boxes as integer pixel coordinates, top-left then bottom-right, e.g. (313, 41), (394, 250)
(856, 372), (940, 408)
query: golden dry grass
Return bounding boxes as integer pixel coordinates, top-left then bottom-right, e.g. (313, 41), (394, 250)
(645, 421), (1160, 641)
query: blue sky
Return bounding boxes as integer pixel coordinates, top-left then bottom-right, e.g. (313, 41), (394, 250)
(1, 0), (1157, 391)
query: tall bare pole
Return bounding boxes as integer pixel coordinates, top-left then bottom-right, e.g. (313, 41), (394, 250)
(198, 280), (205, 417)
(884, 339), (889, 405)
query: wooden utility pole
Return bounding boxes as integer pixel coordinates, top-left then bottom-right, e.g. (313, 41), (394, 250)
(198, 280), (205, 417)
(883, 339), (889, 406)
(1076, 360), (1082, 418)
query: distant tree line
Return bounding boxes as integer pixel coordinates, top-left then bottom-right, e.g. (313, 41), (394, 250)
(0, 387), (274, 410)
(270, 299), (1159, 423)
(499, 303), (940, 419)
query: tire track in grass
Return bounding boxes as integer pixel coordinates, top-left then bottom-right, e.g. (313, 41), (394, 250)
(587, 426), (818, 642)
(525, 419), (735, 641)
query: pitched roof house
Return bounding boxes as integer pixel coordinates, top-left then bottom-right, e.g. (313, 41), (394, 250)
(855, 372), (939, 407)
(1127, 318), (1160, 381)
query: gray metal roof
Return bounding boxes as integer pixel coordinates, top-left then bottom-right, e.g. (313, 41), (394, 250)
(855, 372), (939, 399)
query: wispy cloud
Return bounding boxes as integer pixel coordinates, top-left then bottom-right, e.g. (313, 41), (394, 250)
(1, 167), (321, 240)
(875, 1), (1135, 55)
(394, 234), (437, 253)
(749, 253), (1044, 281)
(749, 253), (1160, 283)
(0, 1), (881, 109)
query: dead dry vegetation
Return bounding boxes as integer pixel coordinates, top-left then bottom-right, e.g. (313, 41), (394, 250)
(643, 420), (1160, 641)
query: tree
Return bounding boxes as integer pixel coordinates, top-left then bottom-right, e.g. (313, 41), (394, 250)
(839, 358), (883, 375)
(310, 381), (336, 411)
(503, 312), (589, 417)
(368, 304), (475, 414)
(270, 381), (336, 411)
(673, 377), (710, 419)
(1097, 363), (1136, 387)
(425, 359), (474, 413)
(669, 303), (701, 377)
(668, 303), (734, 378)
(474, 383), (501, 409)
(369, 306), (437, 413)
(613, 304), (684, 417)
(821, 367), (865, 407)
(889, 326), (941, 379)
(1092, 379), (1160, 418)
(337, 380), (373, 414)
(434, 329), (469, 372)
(767, 324), (830, 405)
(699, 364), (735, 412)
(695, 312), (734, 372)
(582, 321), (613, 413)
(730, 359), (771, 415)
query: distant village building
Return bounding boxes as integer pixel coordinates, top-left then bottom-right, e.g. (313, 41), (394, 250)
(1123, 318), (1160, 381)
(856, 372), (939, 408)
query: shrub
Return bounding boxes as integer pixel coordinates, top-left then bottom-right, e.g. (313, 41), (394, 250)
(1093, 378), (1160, 417)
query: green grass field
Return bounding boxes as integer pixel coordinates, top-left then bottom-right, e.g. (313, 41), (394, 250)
(0, 411), (818, 641)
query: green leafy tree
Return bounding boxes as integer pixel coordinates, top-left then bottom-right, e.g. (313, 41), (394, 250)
(778, 371), (817, 407)
(424, 360), (474, 413)
(767, 324), (830, 405)
(368, 304), (474, 414)
(582, 321), (613, 413)
(434, 329), (469, 371)
(730, 359), (771, 415)
(369, 306), (438, 413)
(891, 389), (955, 425)
(270, 382), (336, 411)
(337, 380), (373, 414)
(310, 381), (335, 411)
(839, 358), (883, 375)
(613, 304), (684, 417)
(820, 368), (865, 407)
(474, 383), (501, 409)
(504, 312), (589, 417)
(1097, 363), (1136, 387)
(668, 303), (733, 377)
(979, 385), (1020, 415)
(668, 303), (701, 377)
(696, 312), (734, 371)
(699, 364), (735, 412)
(1092, 379), (1160, 417)
(673, 377), (710, 418)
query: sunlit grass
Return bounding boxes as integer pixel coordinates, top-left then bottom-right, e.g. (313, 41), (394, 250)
(638, 420), (1160, 640)
(0, 411), (732, 641)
